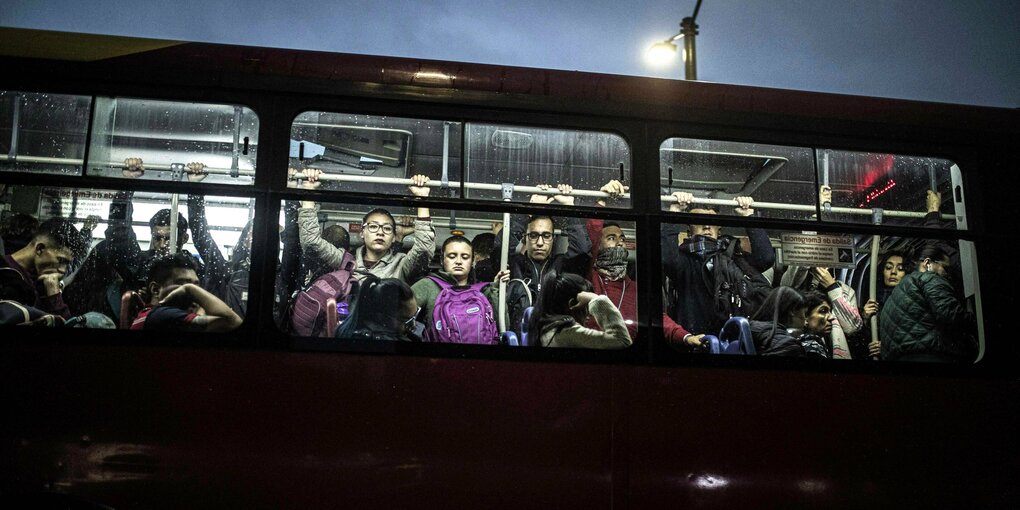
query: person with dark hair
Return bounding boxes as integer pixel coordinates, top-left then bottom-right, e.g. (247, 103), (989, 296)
(470, 229), (500, 283)
(780, 266), (870, 359)
(582, 179), (641, 340)
(64, 158), (205, 319)
(335, 275), (420, 342)
(802, 290), (837, 356)
(130, 253), (242, 332)
(0, 212), (40, 255)
(661, 191), (776, 338)
(748, 286), (828, 358)
(183, 164), (254, 316)
(878, 244), (975, 362)
(1, 218), (85, 320)
(528, 272), (631, 349)
(506, 184), (593, 335)
(297, 169), (435, 284)
(410, 235), (508, 343)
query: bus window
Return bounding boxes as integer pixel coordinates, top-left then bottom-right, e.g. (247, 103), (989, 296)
(277, 198), (637, 349)
(288, 111), (462, 196)
(86, 97), (259, 185)
(0, 184), (249, 331)
(0, 91), (91, 176)
(464, 124), (632, 208)
(659, 137), (815, 219)
(661, 221), (982, 363)
(818, 149), (962, 229)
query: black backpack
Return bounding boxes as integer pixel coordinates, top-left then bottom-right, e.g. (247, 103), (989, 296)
(703, 236), (773, 323)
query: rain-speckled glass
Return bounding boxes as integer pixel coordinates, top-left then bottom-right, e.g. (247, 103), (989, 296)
(817, 149), (962, 230)
(289, 111), (461, 196)
(465, 124), (632, 208)
(0, 91), (91, 176)
(87, 97), (259, 185)
(659, 137), (815, 220)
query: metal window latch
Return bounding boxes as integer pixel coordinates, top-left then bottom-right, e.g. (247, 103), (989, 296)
(169, 163), (185, 181)
(871, 208), (884, 225)
(501, 182), (514, 202)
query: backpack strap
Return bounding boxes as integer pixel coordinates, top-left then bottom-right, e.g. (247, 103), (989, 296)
(429, 275), (454, 290)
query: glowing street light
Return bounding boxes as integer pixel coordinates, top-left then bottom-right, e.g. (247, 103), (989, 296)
(646, 0), (702, 80)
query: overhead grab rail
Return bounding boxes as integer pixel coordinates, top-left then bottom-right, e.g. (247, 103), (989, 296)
(2, 156), (954, 220)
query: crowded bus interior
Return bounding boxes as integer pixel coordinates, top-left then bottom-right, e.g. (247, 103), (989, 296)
(0, 91), (982, 363)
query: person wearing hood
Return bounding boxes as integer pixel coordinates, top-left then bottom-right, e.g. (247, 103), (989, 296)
(410, 235), (508, 343)
(529, 272), (631, 349)
(661, 191), (775, 337)
(583, 180), (638, 340)
(748, 286), (828, 358)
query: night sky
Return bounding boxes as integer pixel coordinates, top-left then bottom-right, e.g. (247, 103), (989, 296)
(2, 0), (1017, 108)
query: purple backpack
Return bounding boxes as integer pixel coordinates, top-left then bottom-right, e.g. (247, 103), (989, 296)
(426, 276), (498, 345)
(291, 251), (356, 337)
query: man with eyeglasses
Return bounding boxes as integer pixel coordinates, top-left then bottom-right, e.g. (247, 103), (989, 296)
(505, 184), (592, 336)
(298, 170), (436, 284)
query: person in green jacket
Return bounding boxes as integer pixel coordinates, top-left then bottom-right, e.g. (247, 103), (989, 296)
(411, 235), (509, 344)
(879, 244), (975, 362)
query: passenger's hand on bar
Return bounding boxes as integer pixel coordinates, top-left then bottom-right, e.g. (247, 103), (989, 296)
(669, 191), (693, 212)
(868, 340), (881, 358)
(300, 169), (321, 190)
(819, 185), (832, 207)
(734, 196), (755, 217)
(490, 222), (503, 234)
(926, 190), (941, 213)
(493, 269), (510, 284)
(122, 157), (145, 178)
(186, 162), (207, 182)
(862, 299), (879, 319)
(530, 184), (553, 203)
(551, 183), (574, 206)
(600, 179), (628, 204)
(409, 174), (430, 196)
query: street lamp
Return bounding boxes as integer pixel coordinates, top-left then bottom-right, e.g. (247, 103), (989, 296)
(646, 0), (702, 80)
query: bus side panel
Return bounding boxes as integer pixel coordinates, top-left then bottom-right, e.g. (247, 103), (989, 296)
(622, 366), (1020, 508)
(0, 345), (615, 509)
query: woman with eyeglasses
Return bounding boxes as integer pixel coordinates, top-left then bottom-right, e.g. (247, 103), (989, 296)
(878, 244), (975, 362)
(335, 275), (422, 341)
(296, 170), (436, 285)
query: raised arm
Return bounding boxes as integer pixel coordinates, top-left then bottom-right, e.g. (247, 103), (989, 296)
(161, 283), (242, 333)
(186, 193), (229, 290)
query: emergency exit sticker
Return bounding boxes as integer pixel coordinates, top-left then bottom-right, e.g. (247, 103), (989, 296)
(780, 233), (856, 269)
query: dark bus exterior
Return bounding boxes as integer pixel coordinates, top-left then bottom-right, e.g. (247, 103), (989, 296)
(1, 28), (1017, 509)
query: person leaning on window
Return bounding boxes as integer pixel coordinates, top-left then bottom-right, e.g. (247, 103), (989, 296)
(1, 218), (86, 323)
(130, 253), (242, 332)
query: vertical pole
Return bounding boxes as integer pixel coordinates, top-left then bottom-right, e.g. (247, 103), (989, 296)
(498, 211), (511, 333)
(681, 17), (698, 81)
(869, 209), (883, 359)
(8, 93), (21, 161)
(169, 193), (180, 255)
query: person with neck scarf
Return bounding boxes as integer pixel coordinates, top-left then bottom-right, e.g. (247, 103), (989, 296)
(583, 180), (639, 338)
(660, 191), (776, 338)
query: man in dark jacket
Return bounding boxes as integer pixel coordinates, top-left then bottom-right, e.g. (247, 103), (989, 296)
(661, 191), (775, 337)
(879, 245), (974, 362)
(506, 184), (592, 336)
(1, 218), (85, 321)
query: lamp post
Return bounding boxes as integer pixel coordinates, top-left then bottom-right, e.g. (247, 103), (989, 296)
(646, 0), (703, 80)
